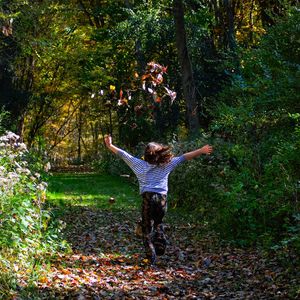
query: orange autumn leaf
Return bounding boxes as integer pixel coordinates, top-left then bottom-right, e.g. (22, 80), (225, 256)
(141, 74), (151, 81)
(39, 276), (48, 283)
(61, 269), (72, 275)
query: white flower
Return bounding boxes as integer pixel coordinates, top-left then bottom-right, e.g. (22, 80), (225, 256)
(14, 161), (22, 169)
(23, 168), (31, 175)
(16, 168), (23, 174)
(0, 178), (8, 186)
(0, 136), (9, 142)
(41, 181), (48, 188)
(147, 87), (154, 94)
(36, 183), (47, 191)
(44, 162), (51, 172)
(6, 131), (20, 142)
(14, 143), (27, 151)
(8, 172), (19, 179)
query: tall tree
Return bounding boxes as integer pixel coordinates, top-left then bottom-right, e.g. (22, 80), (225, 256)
(210, 0), (237, 50)
(173, 0), (199, 134)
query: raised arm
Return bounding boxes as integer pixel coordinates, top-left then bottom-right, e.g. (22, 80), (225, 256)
(183, 144), (213, 161)
(104, 135), (120, 154)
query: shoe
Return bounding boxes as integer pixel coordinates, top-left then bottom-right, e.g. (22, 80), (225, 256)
(150, 253), (156, 265)
(152, 231), (167, 256)
(145, 252), (156, 265)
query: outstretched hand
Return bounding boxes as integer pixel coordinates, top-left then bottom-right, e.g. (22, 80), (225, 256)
(183, 144), (213, 160)
(104, 135), (119, 154)
(200, 144), (213, 155)
(104, 135), (112, 147)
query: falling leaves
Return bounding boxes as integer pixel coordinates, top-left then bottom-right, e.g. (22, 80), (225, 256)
(2, 18), (13, 36)
(164, 86), (177, 104)
(117, 88), (129, 106)
(142, 61), (176, 104)
(88, 61), (176, 117)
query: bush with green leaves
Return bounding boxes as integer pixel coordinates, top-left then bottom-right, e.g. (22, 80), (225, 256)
(92, 147), (132, 176)
(166, 10), (299, 255)
(208, 8), (300, 248)
(0, 131), (65, 298)
(168, 136), (224, 212)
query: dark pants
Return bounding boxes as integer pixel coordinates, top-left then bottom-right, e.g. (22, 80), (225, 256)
(141, 192), (167, 263)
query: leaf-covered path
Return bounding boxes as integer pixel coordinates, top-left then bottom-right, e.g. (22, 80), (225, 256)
(32, 174), (298, 299)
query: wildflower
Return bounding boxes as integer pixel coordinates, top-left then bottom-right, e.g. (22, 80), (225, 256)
(0, 136), (9, 142)
(6, 131), (20, 142)
(0, 178), (8, 186)
(15, 143), (27, 151)
(44, 162), (51, 172)
(7, 172), (19, 179)
(16, 168), (23, 174)
(23, 169), (31, 175)
(36, 183), (47, 192)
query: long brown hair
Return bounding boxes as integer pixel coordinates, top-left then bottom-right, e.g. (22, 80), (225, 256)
(144, 142), (173, 165)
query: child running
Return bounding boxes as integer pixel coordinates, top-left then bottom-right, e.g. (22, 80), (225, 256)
(104, 135), (213, 265)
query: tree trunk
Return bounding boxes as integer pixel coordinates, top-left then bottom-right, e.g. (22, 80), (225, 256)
(77, 109), (82, 163)
(224, 0), (237, 51)
(173, 0), (199, 134)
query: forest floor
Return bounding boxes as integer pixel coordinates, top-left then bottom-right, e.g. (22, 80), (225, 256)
(23, 173), (299, 299)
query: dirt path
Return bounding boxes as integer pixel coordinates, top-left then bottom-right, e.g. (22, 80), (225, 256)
(30, 206), (298, 299)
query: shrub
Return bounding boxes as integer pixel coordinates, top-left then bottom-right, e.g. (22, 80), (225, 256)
(208, 9), (300, 247)
(0, 131), (65, 298)
(92, 148), (132, 176)
(168, 136), (226, 212)
(167, 10), (299, 253)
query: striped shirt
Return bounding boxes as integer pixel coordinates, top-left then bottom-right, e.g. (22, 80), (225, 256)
(117, 149), (186, 195)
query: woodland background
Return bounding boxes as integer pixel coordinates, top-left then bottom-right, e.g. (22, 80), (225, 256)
(0, 0), (299, 298)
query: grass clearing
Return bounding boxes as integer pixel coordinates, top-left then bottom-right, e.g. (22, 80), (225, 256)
(46, 172), (205, 226)
(47, 173), (140, 210)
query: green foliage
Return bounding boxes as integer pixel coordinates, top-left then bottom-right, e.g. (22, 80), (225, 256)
(0, 108), (9, 134)
(209, 9), (300, 247)
(92, 147), (132, 176)
(0, 131), (66, 298)
(167, 10), (300, 253)
(168, 136), (221, 210)
(108, 2), (181, 144)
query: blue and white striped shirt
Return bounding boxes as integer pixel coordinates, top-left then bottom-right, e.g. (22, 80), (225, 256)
(117, 149), (186, 195)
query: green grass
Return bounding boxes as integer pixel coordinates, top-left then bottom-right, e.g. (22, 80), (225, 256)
(46, 172), (204, 226)
(47, 173), (140, 210)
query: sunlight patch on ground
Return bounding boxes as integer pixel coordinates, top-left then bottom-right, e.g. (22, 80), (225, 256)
(46, 173), (140, 209)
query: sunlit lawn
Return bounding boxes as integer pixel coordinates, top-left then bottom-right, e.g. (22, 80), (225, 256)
(46, 172), (203, 226)
(47, 173), (140, 210)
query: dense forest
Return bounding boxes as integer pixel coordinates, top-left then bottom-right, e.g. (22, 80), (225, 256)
(0, 0), (299, 298)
